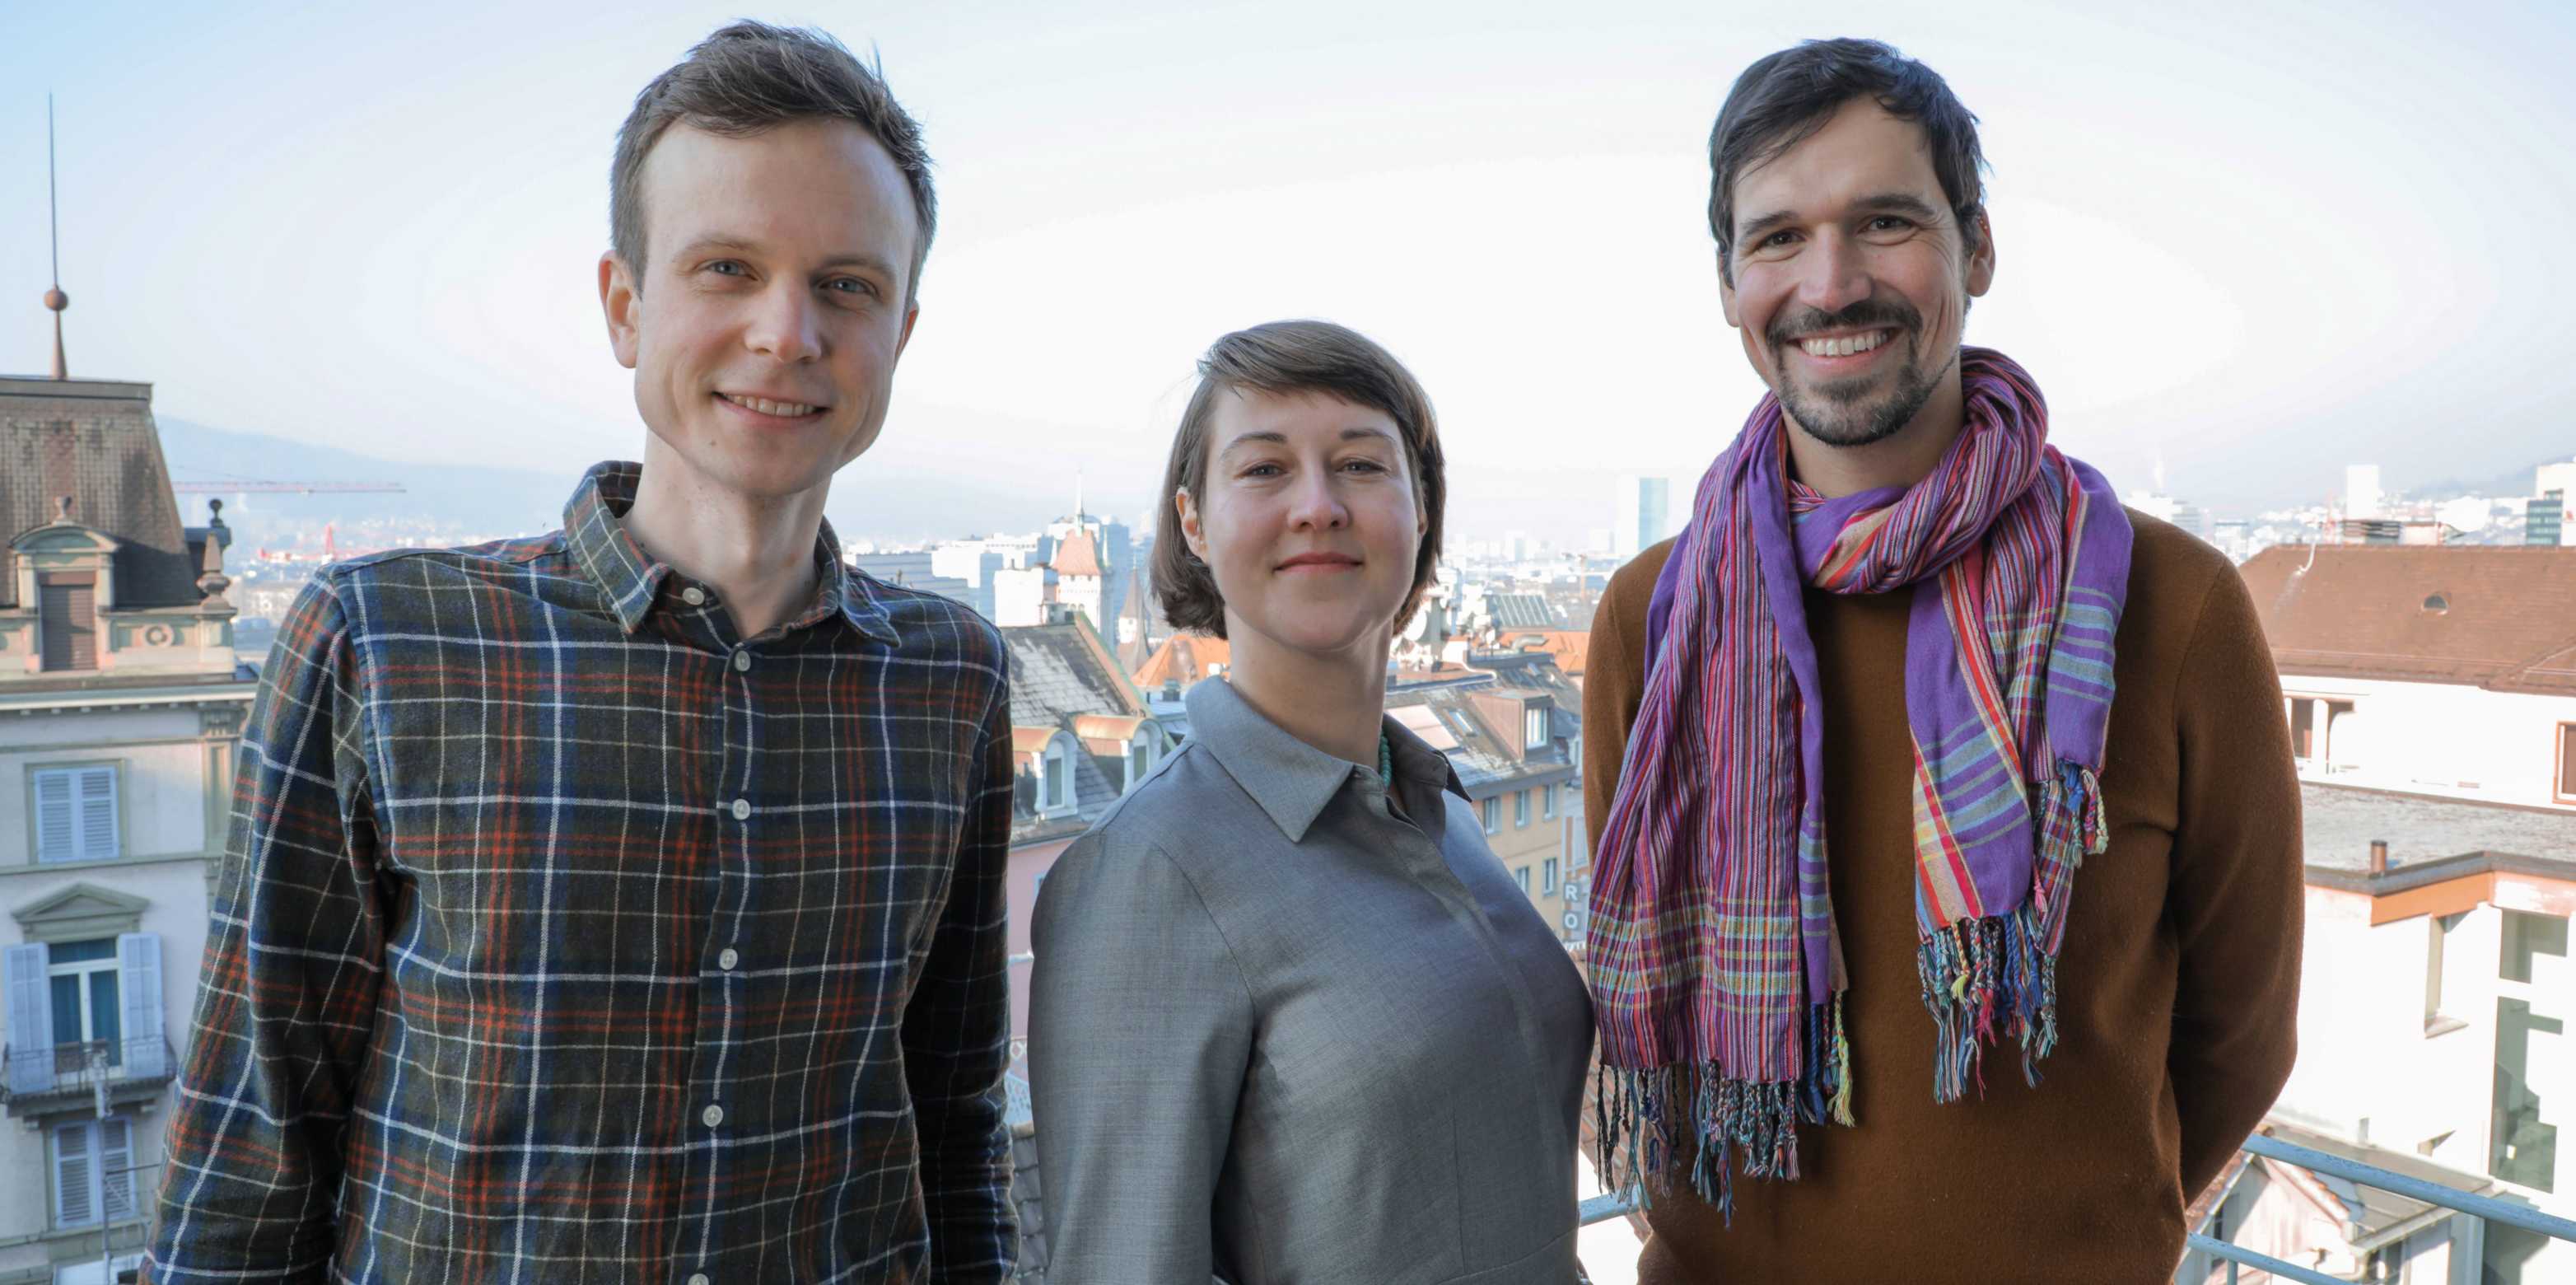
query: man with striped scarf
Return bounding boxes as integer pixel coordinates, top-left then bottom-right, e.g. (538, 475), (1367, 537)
(1583, 38), (2303, 1283)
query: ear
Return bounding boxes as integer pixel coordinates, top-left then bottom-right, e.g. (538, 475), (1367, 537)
(894, 299), (921, 362)
(1717, 249), (1743, 329)
(600, 252), (642, 370)
(1964, 209), (1996, 299)
(1175, 488), (1209, 563)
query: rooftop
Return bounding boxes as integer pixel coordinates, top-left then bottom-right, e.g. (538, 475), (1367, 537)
(2240, 544), (2576, 694)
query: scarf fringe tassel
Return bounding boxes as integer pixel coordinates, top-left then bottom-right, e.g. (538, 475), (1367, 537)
(1591, 993), (1850, 1226)
(1918, 759), (2107, 1102)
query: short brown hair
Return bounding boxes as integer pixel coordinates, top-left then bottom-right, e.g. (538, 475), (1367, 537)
(1153, 320), (1446, 641)
(1709, 38), (1986, 287)
(611, 21), (936, 301)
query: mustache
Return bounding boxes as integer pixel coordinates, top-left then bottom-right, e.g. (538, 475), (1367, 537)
(1766, 299), (1920, 348)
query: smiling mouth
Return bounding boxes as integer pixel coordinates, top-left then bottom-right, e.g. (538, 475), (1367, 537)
(1277, 556), (1361, 572)
(716, 391), (826, 418)
(1794, 329), (1894, 358)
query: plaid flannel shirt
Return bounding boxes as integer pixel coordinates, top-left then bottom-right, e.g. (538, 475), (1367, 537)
(145, 463), (1016, 1284)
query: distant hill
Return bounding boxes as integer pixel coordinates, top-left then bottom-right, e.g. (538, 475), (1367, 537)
(156, 416), (568, 546)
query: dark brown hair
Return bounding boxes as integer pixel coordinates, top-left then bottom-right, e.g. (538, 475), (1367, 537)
(1153, 320), (1445, 641)
(611, 21), (936, 301)
(1709, 38), (1986, 286)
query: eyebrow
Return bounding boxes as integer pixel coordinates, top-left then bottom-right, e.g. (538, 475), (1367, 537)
(1736, 192), (1945, 245)
(670, 235), (900, 279)
(1217, 426), (1400, 456)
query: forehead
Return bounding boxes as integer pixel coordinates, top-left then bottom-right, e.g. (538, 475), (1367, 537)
(1209, 386), (1401, 446)
(1731, 99), (1944, 230)
(639, 118), (919, 271)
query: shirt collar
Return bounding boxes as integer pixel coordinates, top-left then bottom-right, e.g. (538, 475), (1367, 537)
(562, 461), (898, 645)
(1183, 677), (1467, 843)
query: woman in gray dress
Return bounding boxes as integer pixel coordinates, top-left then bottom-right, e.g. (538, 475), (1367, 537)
(1029, 320), (1594, 1283)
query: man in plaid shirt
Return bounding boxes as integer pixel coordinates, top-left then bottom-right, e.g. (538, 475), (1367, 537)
(145, 21), (1015, 1283)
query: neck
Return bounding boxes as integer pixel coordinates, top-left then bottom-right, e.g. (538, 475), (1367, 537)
(1781, 361), (1966, 498)
(1222, 621), (1389, 769)
(622, 441), (828, 639)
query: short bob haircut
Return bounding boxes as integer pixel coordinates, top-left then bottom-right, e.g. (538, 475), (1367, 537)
(612, 21), (938, 303)
(1708, 38), (1986, 287)
(1153, 320), (1445, 641)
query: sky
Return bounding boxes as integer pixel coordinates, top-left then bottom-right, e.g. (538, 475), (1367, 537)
(4, 0), (2574, 543)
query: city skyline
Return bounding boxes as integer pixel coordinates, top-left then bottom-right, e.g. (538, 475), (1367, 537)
(3, 0), (2573, 542)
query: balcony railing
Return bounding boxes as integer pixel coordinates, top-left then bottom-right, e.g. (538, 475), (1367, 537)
(1570, 1134), (2572, 1282)
(2183, 1133), (2576, 1284)
(0, 1037), (178, 1107)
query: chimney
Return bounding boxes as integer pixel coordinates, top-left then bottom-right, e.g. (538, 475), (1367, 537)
(2368, 839), (2388, 876)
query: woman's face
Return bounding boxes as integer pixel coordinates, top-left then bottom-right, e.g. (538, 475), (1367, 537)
(1178, 386), (1426, 666)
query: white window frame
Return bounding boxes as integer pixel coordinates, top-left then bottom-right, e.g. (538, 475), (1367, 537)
(1514, 866), (1532, 894)
(49, 938), (123, 1054)
(1542, 857), (1558, 894)
(1514, 789), (1530, 829)
(1524, 707), (1547, 750)
(2556, 722), (2576, 805)
(1481, 797), (1499, 834)
(1541, 784), (1556, 820)
(31, 764), (121, 865)
(1044, 738), (1075, 813)
(49, 1114), (135, 1231)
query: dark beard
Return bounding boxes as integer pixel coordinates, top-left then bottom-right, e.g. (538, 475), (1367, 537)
(1766, 299), (1951, 448)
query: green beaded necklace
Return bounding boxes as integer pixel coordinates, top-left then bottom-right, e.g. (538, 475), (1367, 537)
(1378, 730), (1395, 787)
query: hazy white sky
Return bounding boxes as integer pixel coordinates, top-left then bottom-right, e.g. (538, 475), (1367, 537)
(4, 0), (2573, 540)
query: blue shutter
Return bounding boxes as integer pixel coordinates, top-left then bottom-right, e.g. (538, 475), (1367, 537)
(4, 943), (54, 1095)
(118, 934), (165, 1079)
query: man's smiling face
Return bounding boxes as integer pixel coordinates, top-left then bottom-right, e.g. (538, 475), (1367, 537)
(602, 116), (919, 502)
(1720, 98), (1994, 449)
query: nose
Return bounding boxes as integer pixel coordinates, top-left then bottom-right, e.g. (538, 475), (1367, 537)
(1286, 466), (1348, 532)
(743, 282), (824, 363)
(1793, 228), (1873, 317)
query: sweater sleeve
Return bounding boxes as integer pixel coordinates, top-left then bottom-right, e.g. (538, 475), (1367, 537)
(1584, 572), (1646, 858)
(2165, 562), (2304, 1199)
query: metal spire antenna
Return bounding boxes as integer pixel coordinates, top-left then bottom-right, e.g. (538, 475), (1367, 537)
(44, 92), (70, 380)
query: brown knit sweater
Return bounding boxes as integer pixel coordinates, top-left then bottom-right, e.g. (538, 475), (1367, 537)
(1583, 512), (2303, 1285)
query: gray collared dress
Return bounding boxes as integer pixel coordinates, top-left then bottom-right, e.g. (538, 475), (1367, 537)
(1029, 678), (1594, 1283)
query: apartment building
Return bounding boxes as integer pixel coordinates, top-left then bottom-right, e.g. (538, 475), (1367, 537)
(1, 375), (254, 1285)
(1389, 661), (1583, 946)
(2182, 784), (2574, 1284)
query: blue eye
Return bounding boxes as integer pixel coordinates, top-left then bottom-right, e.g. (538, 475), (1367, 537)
(707, 260), (748, 277)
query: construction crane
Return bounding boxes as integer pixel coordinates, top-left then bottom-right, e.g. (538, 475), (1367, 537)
(170, 480), (405, 494)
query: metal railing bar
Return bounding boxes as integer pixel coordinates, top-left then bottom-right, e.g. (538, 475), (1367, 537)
(2184, 1233), (2348, 1285)
(2239, 1133), (2576, 1243)
(1578, 1189), (1640, 1227)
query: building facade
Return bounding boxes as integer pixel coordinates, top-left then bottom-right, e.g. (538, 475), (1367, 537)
(2184, 785), (2574, 1284)
(1, 376), (254, 1285)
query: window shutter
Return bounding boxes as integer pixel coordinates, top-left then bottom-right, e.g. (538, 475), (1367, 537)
(100, 1116), (135, 1222)
(54, 1121), (95, 1227)
(34, 771), (74, 863)
(117, 935), (165, 1079)
(78, 767), (119, 861)
(4, 943), (54, 1095)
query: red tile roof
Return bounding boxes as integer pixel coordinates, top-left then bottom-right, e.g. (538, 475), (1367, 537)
(1050, 529), (1104, 577)
(1132, 633), (1229, 690)
(2238, 544), (2576, 694)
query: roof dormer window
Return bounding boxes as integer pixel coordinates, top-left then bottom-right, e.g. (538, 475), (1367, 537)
(38, 572), (99, 671)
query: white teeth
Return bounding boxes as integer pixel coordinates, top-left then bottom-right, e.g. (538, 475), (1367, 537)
(723, 393), (816, 416)
(1799, 330), (1889, 357)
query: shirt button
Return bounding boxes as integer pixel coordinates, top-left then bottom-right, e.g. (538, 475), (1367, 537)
(732, 650), (752, 673)
(718, 947), (739, 971)
(680, 586), (707, 606)
(702, 1104), (724, 1128)
(730, 798), (751, 821)
(687, 1275), (710, 1285)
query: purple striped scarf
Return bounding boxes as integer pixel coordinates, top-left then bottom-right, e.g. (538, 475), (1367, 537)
(1588, 348), (2132, 1215)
